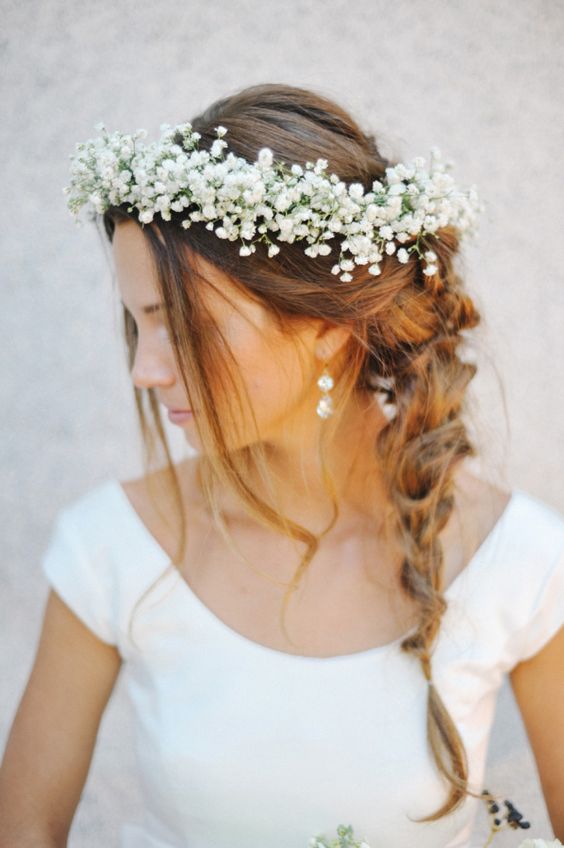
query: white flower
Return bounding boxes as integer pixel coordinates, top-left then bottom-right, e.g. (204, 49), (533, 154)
(210, 138), (228, 158)
(64, 121), (483, 281)
(258, 148), (273, 169)
(348, 183), (365, 200)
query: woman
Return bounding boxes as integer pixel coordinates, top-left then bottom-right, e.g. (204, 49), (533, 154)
(0, 83), (562, 847)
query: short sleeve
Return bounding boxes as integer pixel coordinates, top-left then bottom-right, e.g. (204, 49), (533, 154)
(41, 508), (117, 646)
(511, 543), (564, 665)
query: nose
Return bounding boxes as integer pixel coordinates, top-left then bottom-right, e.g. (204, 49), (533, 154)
(131, 340), (176, 391)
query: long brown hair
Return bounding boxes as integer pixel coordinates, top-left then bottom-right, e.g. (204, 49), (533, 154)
(101, 82), (499, 821)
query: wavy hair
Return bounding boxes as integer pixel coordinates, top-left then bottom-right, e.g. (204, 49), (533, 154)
(100, 82), (501, 821)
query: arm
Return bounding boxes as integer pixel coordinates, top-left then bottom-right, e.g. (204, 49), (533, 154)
(0, 589), (123, 847)
(509, 624), (564, 840)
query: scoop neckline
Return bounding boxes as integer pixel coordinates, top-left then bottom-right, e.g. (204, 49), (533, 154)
(108, 477), (521, 664)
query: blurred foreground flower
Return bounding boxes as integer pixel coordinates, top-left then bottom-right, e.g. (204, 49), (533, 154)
(308, 823), (370, 848)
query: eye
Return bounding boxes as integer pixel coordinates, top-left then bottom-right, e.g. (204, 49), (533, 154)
(123, 307), (138, 340)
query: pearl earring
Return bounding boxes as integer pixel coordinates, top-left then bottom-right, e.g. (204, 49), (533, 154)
(316, 364), (334, 419)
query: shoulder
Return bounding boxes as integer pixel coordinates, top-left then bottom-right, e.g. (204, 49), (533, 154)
(56, 477), (124, 538)
(453, 467), (564, 543)
(118, 456), (204, 559)
(444, 468), (564, 590)
(120, 456), (201, 504)
(452, 467), (511, 525)
(444, 468), (513, 573)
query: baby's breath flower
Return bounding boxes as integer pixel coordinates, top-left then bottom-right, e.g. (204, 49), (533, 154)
(63, 121), (483, 281)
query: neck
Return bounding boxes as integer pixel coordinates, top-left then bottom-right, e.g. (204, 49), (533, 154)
(213, 391), (392, 534)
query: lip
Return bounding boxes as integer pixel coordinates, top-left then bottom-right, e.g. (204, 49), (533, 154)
(167, 409), (194, 424)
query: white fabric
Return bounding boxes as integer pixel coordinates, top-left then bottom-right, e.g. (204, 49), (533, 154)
(40, 478), (564, 848)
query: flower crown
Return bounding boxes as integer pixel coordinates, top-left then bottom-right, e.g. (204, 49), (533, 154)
(63, 121), (485, 283)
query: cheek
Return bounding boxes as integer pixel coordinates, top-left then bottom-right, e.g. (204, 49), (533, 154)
(227, 327), (304, 419)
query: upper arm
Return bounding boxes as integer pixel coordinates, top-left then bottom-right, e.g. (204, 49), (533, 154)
(0, 588), (123, 845)
(510, 624), (564, 839)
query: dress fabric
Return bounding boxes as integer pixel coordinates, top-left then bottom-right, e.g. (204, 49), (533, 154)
(40, 478), (564, 848)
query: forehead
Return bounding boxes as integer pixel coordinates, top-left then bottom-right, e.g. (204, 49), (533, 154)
(111, 220), (268, 327)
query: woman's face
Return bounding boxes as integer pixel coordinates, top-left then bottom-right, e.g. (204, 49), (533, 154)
(112, 220), (345, 452)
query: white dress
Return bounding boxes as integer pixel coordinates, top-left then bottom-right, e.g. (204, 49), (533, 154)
(40, 478), (564, 848)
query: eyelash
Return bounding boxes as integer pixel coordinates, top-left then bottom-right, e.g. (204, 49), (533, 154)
(125, 311), (138, 335)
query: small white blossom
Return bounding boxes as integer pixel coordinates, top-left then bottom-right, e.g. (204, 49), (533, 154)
(258, 147), (273, 169)
(348, 183), (365, 200)
(378, 224), (394, 240)
(210, 138), (228, 158)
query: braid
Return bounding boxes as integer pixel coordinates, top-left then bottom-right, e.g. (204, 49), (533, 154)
(372, 226), (489, 820)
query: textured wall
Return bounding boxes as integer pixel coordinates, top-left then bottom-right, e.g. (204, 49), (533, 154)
(1, 1), (563, 845)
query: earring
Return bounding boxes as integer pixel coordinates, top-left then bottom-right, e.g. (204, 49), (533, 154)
(316, 364), (334, 419)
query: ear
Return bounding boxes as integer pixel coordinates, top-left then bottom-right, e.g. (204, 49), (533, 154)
(312, 319), (355, 363)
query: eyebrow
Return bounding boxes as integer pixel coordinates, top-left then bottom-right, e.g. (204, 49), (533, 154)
(120, 299), (164, 316)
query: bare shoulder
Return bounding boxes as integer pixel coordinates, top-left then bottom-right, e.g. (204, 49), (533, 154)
(118, 456), (203, 552)
(452, 466), (513, 525)
(440, 466), (513, 580)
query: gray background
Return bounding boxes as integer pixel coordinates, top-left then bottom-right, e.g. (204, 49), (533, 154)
(1, 0), (563, 845)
